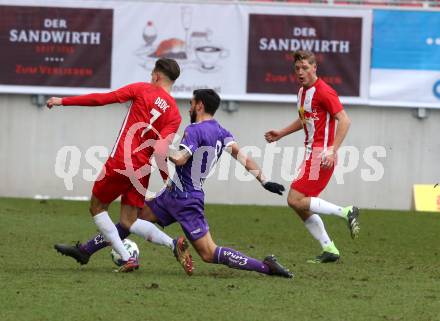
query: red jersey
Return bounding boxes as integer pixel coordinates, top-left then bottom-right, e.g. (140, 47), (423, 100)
(297, 78), (343, 158)
(62, 82), (181, 169)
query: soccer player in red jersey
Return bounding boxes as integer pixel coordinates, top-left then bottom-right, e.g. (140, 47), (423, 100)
(265, 50), (360, 263)
(47, 58), (191, 272)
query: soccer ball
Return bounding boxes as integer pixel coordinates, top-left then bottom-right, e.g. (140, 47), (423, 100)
(110, 238), (140, 266)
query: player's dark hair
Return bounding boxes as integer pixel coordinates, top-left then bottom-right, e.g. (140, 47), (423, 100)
(293, 50), (316, 65)
(193, 89), (220, 115)
(154, 58), (180, 81)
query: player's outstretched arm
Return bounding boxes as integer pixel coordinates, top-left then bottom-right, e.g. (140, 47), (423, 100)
(226, 142), (285, 195)
(264, 118), (303, 143)
(46, 84), (140, 109)
(46, 93), (120, 109)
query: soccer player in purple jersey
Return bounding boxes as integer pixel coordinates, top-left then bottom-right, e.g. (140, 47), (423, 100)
(142, 89), (291, 278)
(56, 89), (292, 278)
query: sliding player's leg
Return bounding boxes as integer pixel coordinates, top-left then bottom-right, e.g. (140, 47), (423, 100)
(190, 231), (292, 278)
(167, 194), (291, 278)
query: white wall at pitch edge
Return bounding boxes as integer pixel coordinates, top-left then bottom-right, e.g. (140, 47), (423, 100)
(1, 94), (439, 210)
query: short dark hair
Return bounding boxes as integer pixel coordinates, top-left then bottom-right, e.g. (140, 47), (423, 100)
(154, 58), (180, 81)
(293, 50), (316, 65)
(193, 89), (221, 115)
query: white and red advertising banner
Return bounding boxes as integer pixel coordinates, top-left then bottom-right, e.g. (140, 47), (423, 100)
(1, 0), (372, 104)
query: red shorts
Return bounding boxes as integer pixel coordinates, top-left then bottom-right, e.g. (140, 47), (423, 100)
(291, 157), (333, 197)
(92, 159), (150, 208)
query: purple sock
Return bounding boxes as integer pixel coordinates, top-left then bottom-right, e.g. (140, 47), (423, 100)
(80, 223), (130, 255)
(213, 247), (270, 275)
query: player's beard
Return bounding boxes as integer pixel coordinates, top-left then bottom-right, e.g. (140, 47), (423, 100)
(190, 110), (197, 123)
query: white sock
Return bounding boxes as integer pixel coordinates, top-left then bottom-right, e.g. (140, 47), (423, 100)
(310, 197), (345, 218)
(93, 211), (130, 261)
(304, 214), (332, 248)
(129, 219), (173, 249)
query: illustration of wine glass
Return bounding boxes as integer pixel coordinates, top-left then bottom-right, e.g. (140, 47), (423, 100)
(181, 7), (192, 56)
(143, 21), (157, 47)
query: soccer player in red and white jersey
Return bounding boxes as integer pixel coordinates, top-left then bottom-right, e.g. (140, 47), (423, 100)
(265, 50), (360, 263)
(47, 58), (191, 272)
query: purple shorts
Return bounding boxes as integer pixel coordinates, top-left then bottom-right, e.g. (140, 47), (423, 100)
(145, 189), (209, 241)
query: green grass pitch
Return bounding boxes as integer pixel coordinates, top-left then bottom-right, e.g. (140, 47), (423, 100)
(1, 197), (439, 321)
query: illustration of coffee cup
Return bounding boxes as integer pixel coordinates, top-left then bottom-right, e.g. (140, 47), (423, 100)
(195, 46), (228, 70)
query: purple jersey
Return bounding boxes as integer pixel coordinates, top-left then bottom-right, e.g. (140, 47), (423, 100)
(173, 119), (235, 193)
(147, 119), (234, 241)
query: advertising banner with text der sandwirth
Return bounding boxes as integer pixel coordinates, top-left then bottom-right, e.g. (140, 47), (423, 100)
(246, 11), (370, 102)
(0, 5), (113, 95)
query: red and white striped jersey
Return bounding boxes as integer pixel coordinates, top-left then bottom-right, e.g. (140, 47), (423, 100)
(297, 78), (343, 159)
(62, 82), (181, 169)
